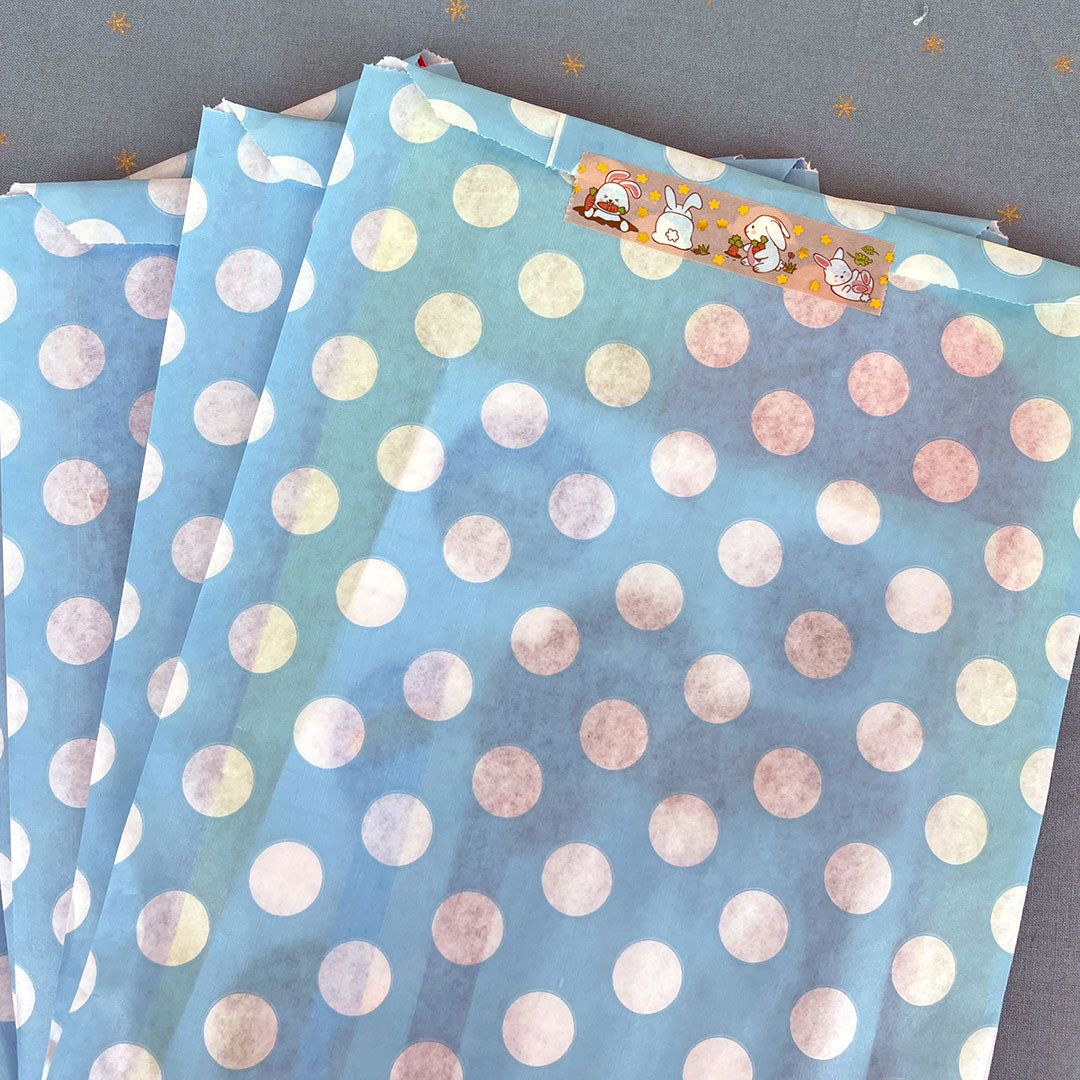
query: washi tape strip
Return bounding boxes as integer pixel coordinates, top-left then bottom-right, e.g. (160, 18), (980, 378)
(566, 152), (895, 314)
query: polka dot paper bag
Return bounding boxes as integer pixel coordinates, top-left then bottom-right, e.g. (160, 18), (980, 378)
(55, 60), (1080, 1080)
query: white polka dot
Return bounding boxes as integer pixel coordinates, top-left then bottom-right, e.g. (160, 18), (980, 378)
(389, 83), (450, 142)
(1011, 398), (1072, 461)
(473, 745), (542, 817)
(115, 804), (142, 863)
(684, 303), (750, 367)
(328, 134), (354, 185)
(941, 315), (1004, 377)
(160, 307), (185, 364)
(612, 940), (682, 1013)
(890, 253), (959, 291)
(377, 425), (444, 491)
(991, 885), (1026, 954)
(43, 459), (109, 525)
(70, 950), (97, 1012)
(482, 382), (547, 447)
(649, 793), (717, 866)
(585, 342), (650, 406)
(33, 203), (94, 256)
(49, 738), (96, 807)
(925, 794), (987, 864)
(857, 702), (923, 771)
(429, 99), (477, 131)
(683, 654), (750, 724)
(510, 98), (563, 136)
(789, 987), (857, 1060)
(783, 291), (845, 329)
(66, 218), (125, 245)
(1046, 614), (1080, 678)
(665, 147), (725, 180)
(7, 676), (27, 736)
(115, 580), (140, 640)
(272, 468), (338, 534)
(752, 390), (814, 454)
(268, 154), (321, 185)
(12, 964), (33, 1027)
(717, 520), (782, 586)
(885, 567), (952, 633)
(312, 335), (378, 399)
(89, 1044), (161, 1080)
(959, 1027), (998, 1080)
(502, 992), (574, 1066)
(891, 935), (956, 1005)
(39, 325), (105, 388)
(47, 597), (113, 665)
(91, 723), (115, 784)
(228, 603), (297, 672)
(171, 516), (233, 582)
(983, 241), (1042, 276)
(651, 430), (716, 496)
(719, 891), (788, 962)
(754, 748), (821, 818)
(1034, 296), (1080, 337)
(432, 891), (504, 964)
(390, 1043), (463, 1080)
(784, 611), (852, 679)
(147, 656), (188, 718)
(136, 890), (210, 965)
(956, 658), (1017, 725)
(214, 249), (283, 312)
(542, 843), (612, 915)
(816, 480), (880, 544)
(549, 473), (616, 539)
(0, 269), (15, 323)
(580, 699), (648, 769)
(620, 237), (682, 279)
(518, 252), (584, 318)
(293, 698), (364, 768)
(403, 651), (473, 721)
(362, 792), (432, 865)
(125, 255), (175, 319)
(2, 536), (23, 596)
(511, 606), (579, 674)
(146, 178), (189, 216)
(182, 745), (254, 816)
(193, 379), (260, 445)
(182, 177), (207, 233)
(337, 559), (407, 627)
(453, 164), (519, 227)
(319, 941), (392, 1015)
(443, 515), (510, 582)
(682, 1038), (754, 1080)
(249, 841), (322, 916)
(824, 196), (891, 229)
(1020, 747), (1054, 813)
(0, 399), (20, 457)
(415, 292), (482, 358)
(237, 133), (282, 183)
(351, 208), (418, 272)
(203, 994), (277, 1069)
(824, 842), (892, 913)
(288, 260), (315, 314)
(616, 562), (683, 630)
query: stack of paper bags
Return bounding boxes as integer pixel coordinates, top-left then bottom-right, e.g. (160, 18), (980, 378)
(0, 48), (1077, 1080)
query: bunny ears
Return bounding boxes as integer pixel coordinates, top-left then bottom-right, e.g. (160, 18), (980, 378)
(665, 185), (703, 214)
(606, 169), (642, 199)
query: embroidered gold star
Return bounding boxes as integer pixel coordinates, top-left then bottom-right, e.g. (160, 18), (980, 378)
(997, 202), (1021, 226)
(561, 53), (585, 77)
(1052, 52), (1074, 75)
(832, 95), (857, 119)
(0, 132), (8, 146)
(113, 148), (138, 174)
(444, 0), (468, 19)
(921, 33), (944, 56)
(106, 11), (131, 34)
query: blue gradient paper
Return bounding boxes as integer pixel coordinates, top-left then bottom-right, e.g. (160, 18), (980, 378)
(47, 59), (1080, 1080)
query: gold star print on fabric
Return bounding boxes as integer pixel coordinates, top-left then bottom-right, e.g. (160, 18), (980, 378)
(444, 0), (468, 19)
(1052, 52), (1074, 75)
(832, 95), (857, 118)
(921, 33), (944, 56)
(106, 11), (131, 33)
(997, 203), (1021, 226)
(113, 148), (138, 174)
(561, 53), (585, 76)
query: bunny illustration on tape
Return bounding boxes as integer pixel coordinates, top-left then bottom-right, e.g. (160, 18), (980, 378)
(652, 185), (703, 250)
(582, 170), (643, 231)
(741, 214), (791, 273)
(813, 247), (874, 302)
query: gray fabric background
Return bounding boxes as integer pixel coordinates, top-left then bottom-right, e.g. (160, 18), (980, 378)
(2, 2), (1079, 1075)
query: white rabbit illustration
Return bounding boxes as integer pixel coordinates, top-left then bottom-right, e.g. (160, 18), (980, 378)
(582, 170), (642, 231)
(813, 247), (874, 302)
(652, 185), (702, 250)
(741, 214), (791, 273)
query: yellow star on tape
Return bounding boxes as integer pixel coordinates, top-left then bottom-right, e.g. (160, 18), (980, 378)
(713, 254), (725, 265)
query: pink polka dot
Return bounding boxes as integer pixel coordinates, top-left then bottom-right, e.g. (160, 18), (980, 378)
(43, 459), (109, 525)
(649, 793), (718, 866)
(940, 315), (1003, 376)
(49, 738), (96, 808)
(47, 596), (113, 665)
(719, 890), (788, 962)
(783, 290), (845, 328)
(856, 702), (923, 771)
(89, 1045), (161, 1080)
(848, 352), (909, 416)
(443, 515), (510, 581)
(717, 520), (782, 586)
(472, 745), (542, 817)
(403, 651), (473, 721)
(753, 748), (821, 818)
(651, 431), (716, 497)
(752, 391), (814, 455)
(38, 325), (105, 389)
(128, 389), (154, 446)
(580, 699), (648, 769)
(318, 941), (391, 1016)
(1011, 398), (1072, 461)
(824, 842), (892, 913)
(203, 993), (277, 1069)
(542, 843), (612, 915)
(502, 992), (574, 1066)
(615, 563), (683, 630)
(684, 303), (750, 367)
(390, 1044), (463, 1080)
(548, 473), (615, 539)
(511, 606), (579, 674)
(683, 1038), (754, 1080)
(431, 890), (503, 964)
(912, 439), (979, 502)
(784, 611), (851, 679)
(124, 255), (176, 320)
(984, 525), (1043, 591)
(361, 793), (432, 865)
(683, 654), (751, 723)
(789, 987), (857, 1060)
